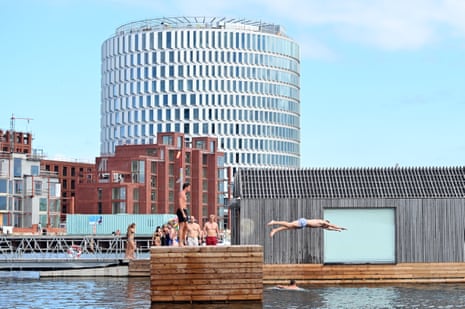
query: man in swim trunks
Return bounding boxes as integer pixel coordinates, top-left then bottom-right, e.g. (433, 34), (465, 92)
(267, 218), (347, 237)
(204, 214), (219, 246)
(187, 216), (202, 246)
(177, 182), (191, 246)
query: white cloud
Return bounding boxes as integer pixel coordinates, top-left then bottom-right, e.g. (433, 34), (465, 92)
(102, 0), (465, 56)
(257, 0), (465, 50)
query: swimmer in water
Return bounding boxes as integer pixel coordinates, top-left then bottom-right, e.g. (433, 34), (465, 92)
(277, 279), (299, 290)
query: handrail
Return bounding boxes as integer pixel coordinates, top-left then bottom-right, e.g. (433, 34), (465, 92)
(0, 235), (151, 260)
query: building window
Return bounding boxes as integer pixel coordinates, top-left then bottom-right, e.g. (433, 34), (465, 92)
(35, 181), (42, 195)
(0, 179), (7, 193)
(202, 180), (208, 191)
(31, 165), (40, 176)
(112, 202), (126, 214)
(112, 187), (126, 199)
(151, 161), (157, 173)
(151, 176), (156, 188)
(151, 191), (156, 201)
(324, 208), (395, 264)
(133, 188), (139, 201)
(40, 198), (47, 211)
(0, 196), (6, 211)
(133, 203), (139, 214)
(162, 135), (173, 145)
(131, 160), (145, 183)
(14, 180), (23, 194)
(13, 158), (22, 177)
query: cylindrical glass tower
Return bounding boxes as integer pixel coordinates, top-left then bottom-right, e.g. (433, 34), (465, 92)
(101, 17), (300, 170)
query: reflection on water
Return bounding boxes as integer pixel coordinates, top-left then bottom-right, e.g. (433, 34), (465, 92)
(0, 277), (150, 309)
(2, 277), (465, 308)
(264, 284), (465, 309)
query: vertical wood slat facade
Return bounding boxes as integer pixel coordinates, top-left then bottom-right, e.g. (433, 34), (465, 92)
(240, 198), (465, 264)
(150, 246), (263, 303)
(233, 168), (465, 265)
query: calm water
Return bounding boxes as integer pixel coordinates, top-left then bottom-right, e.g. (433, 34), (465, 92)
(2, 276), (465, 308)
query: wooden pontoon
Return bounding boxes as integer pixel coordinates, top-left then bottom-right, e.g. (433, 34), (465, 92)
(150, 245), (263, 303)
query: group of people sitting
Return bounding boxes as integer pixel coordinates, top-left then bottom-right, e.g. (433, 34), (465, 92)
(151, 214), (220, 247)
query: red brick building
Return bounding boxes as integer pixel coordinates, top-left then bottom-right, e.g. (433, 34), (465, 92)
(75, 132), (226, 223)
(0, 130), (32, 154)
(40, 160), (95, 220)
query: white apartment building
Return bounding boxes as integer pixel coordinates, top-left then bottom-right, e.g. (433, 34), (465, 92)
(0, 153), (61, 229)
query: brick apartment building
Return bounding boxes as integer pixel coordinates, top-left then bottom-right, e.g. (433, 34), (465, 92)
(40, 160), (95, 221)
(0, 130), (32, 154)
(76, 132), (227, 224)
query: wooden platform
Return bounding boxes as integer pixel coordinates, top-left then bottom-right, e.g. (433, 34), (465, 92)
(263, 263), (465, 284)
(128, 259), (150, 277)
(131, 251), (465, 285)
(150, 245), (263, 303)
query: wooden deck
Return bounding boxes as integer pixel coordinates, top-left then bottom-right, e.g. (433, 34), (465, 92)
(263, 263), (465, 284)
(131, 254), (465, 285)
(128, 259), (150, 277)
(150, 245), (263, 303)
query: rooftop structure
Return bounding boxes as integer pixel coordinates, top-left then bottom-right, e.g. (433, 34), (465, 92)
(115, 16), (287, 37)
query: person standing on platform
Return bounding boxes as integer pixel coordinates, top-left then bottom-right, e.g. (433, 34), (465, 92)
(204, 214), (219, 246)
(177, 182), (191, 247)
(152, 226), (162, 246)
(125, 222), (136, 259)
(187, 216), (202, 246)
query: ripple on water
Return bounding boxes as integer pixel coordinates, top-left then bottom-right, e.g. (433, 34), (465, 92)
(2, 279), (465, 308)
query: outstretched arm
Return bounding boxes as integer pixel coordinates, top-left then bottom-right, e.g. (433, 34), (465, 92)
(323, 222), (347, 231)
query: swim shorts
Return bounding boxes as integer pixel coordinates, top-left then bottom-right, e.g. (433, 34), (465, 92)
(298, 218), (307, 228)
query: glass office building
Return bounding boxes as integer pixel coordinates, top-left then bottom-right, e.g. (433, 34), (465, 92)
(101, 17), (300, 170)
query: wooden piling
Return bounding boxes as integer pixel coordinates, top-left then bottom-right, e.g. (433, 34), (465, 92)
(150, 245), (263, 303)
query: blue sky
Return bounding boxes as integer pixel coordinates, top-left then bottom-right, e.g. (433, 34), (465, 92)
(1, 0), (464, 167)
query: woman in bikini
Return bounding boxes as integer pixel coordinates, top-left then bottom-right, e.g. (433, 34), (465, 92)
(125, 222), (136, 259)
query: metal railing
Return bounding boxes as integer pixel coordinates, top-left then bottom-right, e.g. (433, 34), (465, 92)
(0, 235), (152, 260)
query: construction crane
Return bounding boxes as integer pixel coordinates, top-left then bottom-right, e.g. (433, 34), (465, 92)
(10, 113), (33, 153)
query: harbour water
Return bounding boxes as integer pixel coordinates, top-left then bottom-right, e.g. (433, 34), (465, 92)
(2, 276), (465, 308)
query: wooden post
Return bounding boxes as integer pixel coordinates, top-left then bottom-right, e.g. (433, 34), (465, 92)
(150, 245), (263, 303)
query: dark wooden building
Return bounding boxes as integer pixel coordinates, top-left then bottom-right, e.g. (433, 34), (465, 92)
(232, 167), (465, 264)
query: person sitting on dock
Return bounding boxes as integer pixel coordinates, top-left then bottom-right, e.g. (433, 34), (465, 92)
(268, 218), (347, 237)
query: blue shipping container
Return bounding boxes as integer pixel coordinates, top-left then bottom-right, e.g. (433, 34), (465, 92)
(65, 214), (177, 236)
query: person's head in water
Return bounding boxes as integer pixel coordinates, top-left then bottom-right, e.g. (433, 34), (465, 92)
(289, 279), (296, 286)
